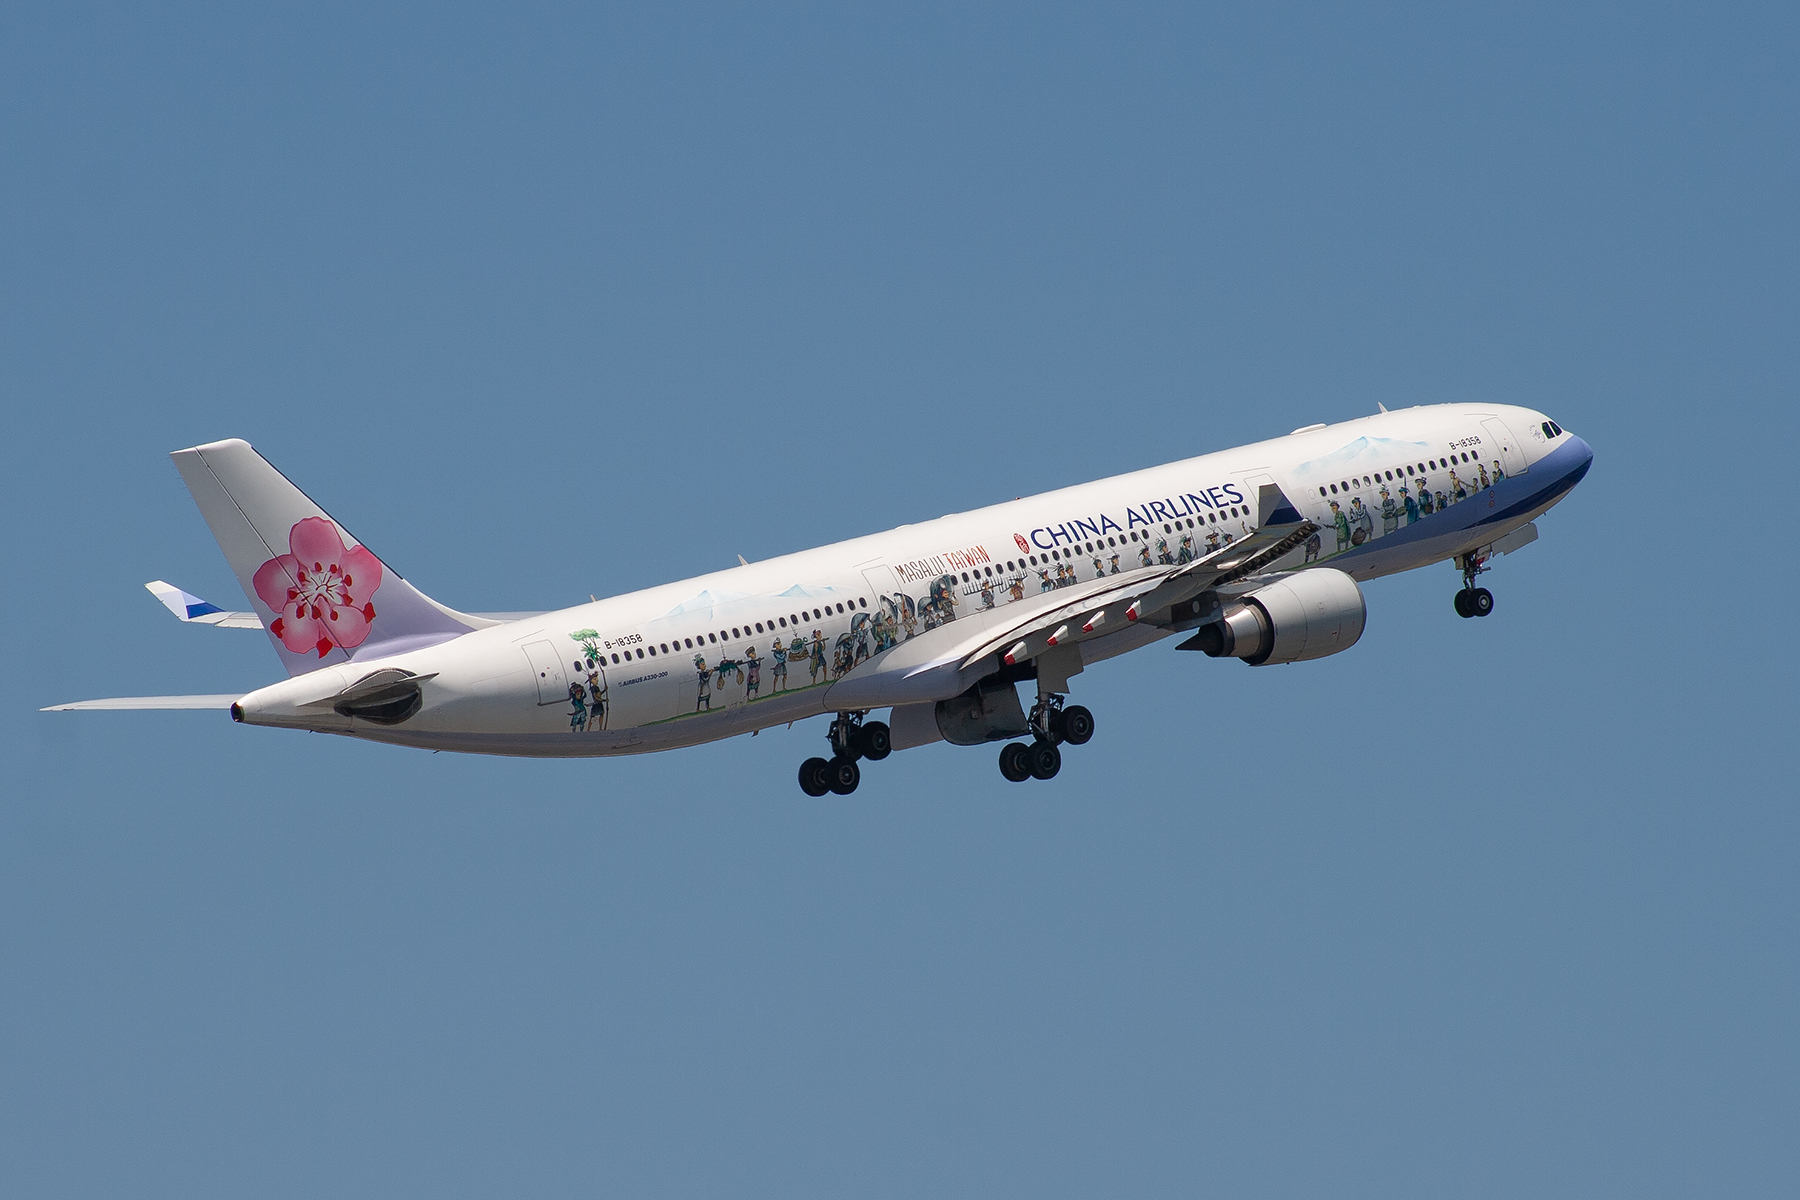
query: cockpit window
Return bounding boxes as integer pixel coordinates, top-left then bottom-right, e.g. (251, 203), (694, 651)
(1542, 420), (1565, 438)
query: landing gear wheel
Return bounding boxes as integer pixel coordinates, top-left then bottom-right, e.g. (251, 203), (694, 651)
(1027, 740), (1062, 781)
(1454, 588), (1474, 618)
(999, 742), (1032, 782)
(799, 757), (831, 797)
(1060, 705), (1095, 746)
(1470, 587), (1493, 617)
(826, 756), (861, 795)
(856, 720), (892, 761)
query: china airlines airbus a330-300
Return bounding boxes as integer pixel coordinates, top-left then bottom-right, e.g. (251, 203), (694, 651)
(47, 404), (1592, 794)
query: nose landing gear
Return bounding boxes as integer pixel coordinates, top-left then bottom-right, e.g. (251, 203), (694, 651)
(1454, 551), (1496, 619)
(997, 692), (1095, 783)
(797, 711), (889, 796)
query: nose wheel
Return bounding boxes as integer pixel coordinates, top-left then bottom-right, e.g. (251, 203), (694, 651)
(1454, 551), (1496, 619)
(797, 712), (888, 796)
(1454, 587), (1494, 618)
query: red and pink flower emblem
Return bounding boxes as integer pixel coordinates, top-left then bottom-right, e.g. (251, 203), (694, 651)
(253, 517), (383, 658)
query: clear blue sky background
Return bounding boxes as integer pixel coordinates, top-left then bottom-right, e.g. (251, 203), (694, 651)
(4, 4), (1795, 1197)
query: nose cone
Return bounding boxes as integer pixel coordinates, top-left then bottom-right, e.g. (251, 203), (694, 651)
(1564, 433), (1594, 487)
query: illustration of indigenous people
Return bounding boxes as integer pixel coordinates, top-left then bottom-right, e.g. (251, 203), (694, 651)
(1138, 542), (1152, 568)
(743, 645), (761, 699)
(1450, 469), (1467, 501)
(1379, 486), (1400, 535)
(1092, 555), (1105, 579)
(1477, 463), (1491, 489)
(1349, 497), (1374, 544)
(1156, 538), (1174, 565)
(567, 679), (588, 732)
(1108, 552), (1121, 574)
(1401, 486), (1418, 525)
(1419, 486), (1435, 516)
(809, 630), (828, 683)
(1207, 530), (1222, 553)
(1038, 567), (1053, 592)
(980, 576), (996, 609)
(1327, 500), (1351, 552)
(899, 596), (917, 640)
(769, 638), (788, 691)
(1304, 531), (1321, 562)
(1491, 459), (1505, 483)
(1009, 574), (1026, 601)
(693, 655), (713, 711)
(585, 663), (608, 730)
(1177, 534), (1195, 564)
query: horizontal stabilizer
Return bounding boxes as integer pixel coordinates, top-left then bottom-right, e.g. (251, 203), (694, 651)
(146, 581), (262, 629)
(42, 695), (241, 711)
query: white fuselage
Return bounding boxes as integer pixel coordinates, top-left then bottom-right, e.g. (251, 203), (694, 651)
(234, 403), (1592, 755)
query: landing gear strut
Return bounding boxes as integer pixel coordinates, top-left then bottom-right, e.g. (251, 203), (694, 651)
(998, 692), (1095, 783)
(1454, 551), (1495, 619)
(798, 710), (889, 796)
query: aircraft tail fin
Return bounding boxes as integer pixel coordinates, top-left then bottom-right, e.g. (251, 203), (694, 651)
(170, 439), (495, 676)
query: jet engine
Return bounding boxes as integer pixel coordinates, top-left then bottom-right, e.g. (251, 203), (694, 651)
(1189, 568), (1365, 666)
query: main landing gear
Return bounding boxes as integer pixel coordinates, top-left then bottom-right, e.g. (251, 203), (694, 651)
(1453, 551), (1495, 619)
(798, 710), (890, 796)
(997, 693), (1094, 784)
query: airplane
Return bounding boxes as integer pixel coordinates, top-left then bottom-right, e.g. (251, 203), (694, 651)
(45, 403), (1592, 794)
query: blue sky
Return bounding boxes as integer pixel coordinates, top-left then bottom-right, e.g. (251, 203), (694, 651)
(3, 5), (1795, 1197)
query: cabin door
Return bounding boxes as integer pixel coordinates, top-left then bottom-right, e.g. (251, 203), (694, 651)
(860, 563), (900, 606)
(522, 640), (568, 705)
(1481, 418), (1528, 477)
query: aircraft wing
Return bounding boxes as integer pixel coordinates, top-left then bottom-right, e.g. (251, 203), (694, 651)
(955, 515), (1320, 672)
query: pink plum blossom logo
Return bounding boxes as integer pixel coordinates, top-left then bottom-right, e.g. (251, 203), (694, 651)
(253, 517), (383, 658)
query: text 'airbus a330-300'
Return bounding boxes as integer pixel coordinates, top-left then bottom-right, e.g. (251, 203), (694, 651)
(46, 403), (1592, 794)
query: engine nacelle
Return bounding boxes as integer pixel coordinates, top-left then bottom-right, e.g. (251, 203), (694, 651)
(1191, 568), (1365, 665)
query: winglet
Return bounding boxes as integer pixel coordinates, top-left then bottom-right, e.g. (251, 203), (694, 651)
(1256, 484), (1304, 527)
(145, 581), (263, 629)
